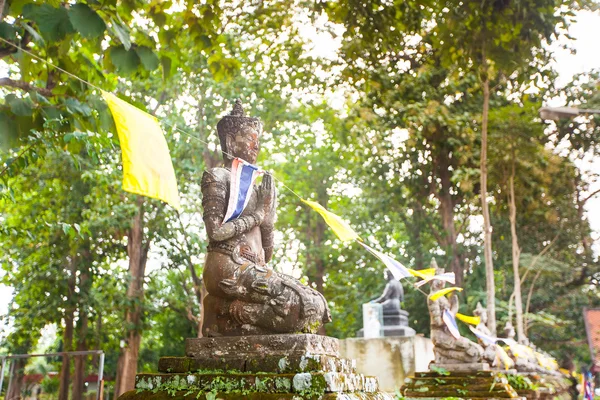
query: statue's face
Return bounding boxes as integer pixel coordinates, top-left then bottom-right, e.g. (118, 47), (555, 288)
(226, 125), (260, 164)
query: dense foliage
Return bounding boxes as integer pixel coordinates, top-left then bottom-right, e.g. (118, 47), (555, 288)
(1, 0), (599, 396)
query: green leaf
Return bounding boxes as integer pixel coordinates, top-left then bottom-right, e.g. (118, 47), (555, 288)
(109, 45), (140, 74)
(20, 21), (45, 45)
(110, 18), (131, 50)
(9, 0), (30, 15)
(6, 94), (34, 117)
(160, 55), (172, 80)
(68, 4), (106, 39)
(135, 46), (160, 71)
(0, 22), (17, 41)
(0, 111), (18, 150)
(22, 4), (75, 42)
(64, 98), (92, 117)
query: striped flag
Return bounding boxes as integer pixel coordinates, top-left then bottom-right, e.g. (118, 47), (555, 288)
(469, 326), (498, 346)
(223, 158), (264, 223)
(443, 310), (461, 339)
(415, 272), (456, 287)
(358, 241), (412, 279)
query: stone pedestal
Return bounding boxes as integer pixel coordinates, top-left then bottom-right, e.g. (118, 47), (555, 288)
(119, 334), (393, 400)
(357, 309), (416, 337)
(401, 370), (521, 399)
(339, 335), (434, 392)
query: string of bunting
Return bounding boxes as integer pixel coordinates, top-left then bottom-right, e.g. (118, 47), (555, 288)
(2, 36), (487, 334)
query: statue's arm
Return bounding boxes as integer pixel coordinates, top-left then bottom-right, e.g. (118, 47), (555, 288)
(449, 294), (459, 314)
(429, 300), (443, 326)
(372, 283), (391, 303)
(260, 174), (276, 262)
(201, 170), (264, 242)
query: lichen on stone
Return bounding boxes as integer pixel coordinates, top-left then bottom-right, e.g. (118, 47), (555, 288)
(292, 373), (312, 391)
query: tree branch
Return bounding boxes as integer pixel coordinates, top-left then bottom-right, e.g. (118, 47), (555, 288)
(520, 230), (560, 283)
(0, 77), (55, 97)
(582, 187), (600, 205)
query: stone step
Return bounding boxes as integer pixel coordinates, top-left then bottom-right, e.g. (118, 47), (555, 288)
(135, 371), (379, 394)
(120, 390), (394, 400)
(185, 334), (339, 358)
(402, 371), (521, 399)
(158, 354), (357, 374)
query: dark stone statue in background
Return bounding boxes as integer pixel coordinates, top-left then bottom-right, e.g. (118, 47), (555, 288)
(357, 270), (415, 337)
(200, 100), (331, 337)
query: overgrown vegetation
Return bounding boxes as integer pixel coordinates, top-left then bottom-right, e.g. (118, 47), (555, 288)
(1, 0), (599, 398)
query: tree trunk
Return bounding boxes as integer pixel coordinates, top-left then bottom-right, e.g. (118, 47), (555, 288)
(115, 198), (149, 398)
(59, 258), (77, 400)
(480, 74), (497, 335)
(73, 245), (92, 400)
(508, 169), (525, 343)
(6, 358), (26, 400)
(58, 312), (73, 400)
(72, 312), (88, 400)
(0, 0), (6, 21)
(436, 145), (462, 286)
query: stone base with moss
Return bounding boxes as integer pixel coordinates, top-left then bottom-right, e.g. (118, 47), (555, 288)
(400, 370), (521, 399)
(118, 334), (393, 400)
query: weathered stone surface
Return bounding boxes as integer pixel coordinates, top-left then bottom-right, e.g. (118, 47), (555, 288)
(185, 334), (339, 358)
(401, 370), (521, 399)
(201, 101), (331, 337)
(120, 390), (393, 400)
(135, 371), (379, 394)
(432, 362), (491, 372)
(159, 354), (356, 374)
(340, 335), (434, 392)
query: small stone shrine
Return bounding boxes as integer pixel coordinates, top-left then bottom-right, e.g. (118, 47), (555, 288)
(357, 270), (415, 337)
(401, 262), (520, 399)
(118, 101), (392, 400)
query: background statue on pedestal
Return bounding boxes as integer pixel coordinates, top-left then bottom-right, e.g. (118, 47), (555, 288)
(357, 269), (415, 337)
(201, 100), (331, 337)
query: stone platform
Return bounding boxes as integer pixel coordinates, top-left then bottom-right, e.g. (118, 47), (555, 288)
(120, 334), (393, 400)
(401, 370), (521, 399)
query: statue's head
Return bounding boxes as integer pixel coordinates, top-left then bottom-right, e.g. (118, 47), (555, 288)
(217, 100), (262, 164)
(384, 270), (395, 281)
(503, 321), (516, 339)
(429, 259), (445, 291)
(474, 301), (487, 324)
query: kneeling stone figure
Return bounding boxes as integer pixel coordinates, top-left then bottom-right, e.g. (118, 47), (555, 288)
(201, 100), (330, 337)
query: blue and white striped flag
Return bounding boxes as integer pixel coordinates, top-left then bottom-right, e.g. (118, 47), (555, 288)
(358, 241), (412, 280)
(443, 310), (461, 339)
(223, 158), (264, 223)
(415, 272), (456, 287)
(469, 326), (498, 346)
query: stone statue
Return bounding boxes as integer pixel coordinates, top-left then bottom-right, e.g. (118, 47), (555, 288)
(201, 100), (331, 337)
(372, 270), (404, 311)
(473, 303), (514, 369)
(428, 261), (485, 367)
(363, 270), (415, 337)
(502, 321), (540, 373)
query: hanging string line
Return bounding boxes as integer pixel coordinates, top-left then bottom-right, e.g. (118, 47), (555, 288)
(0, 36), (445, 299)
(0, 36), (303, 201)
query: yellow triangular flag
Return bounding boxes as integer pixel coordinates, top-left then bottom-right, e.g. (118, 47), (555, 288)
(409, 268), (436, 279)
(102, 91), (180, 210)
(301, 199), (359, 242)
(455, 313), (481, 326)
(429, 286), (463, 301)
